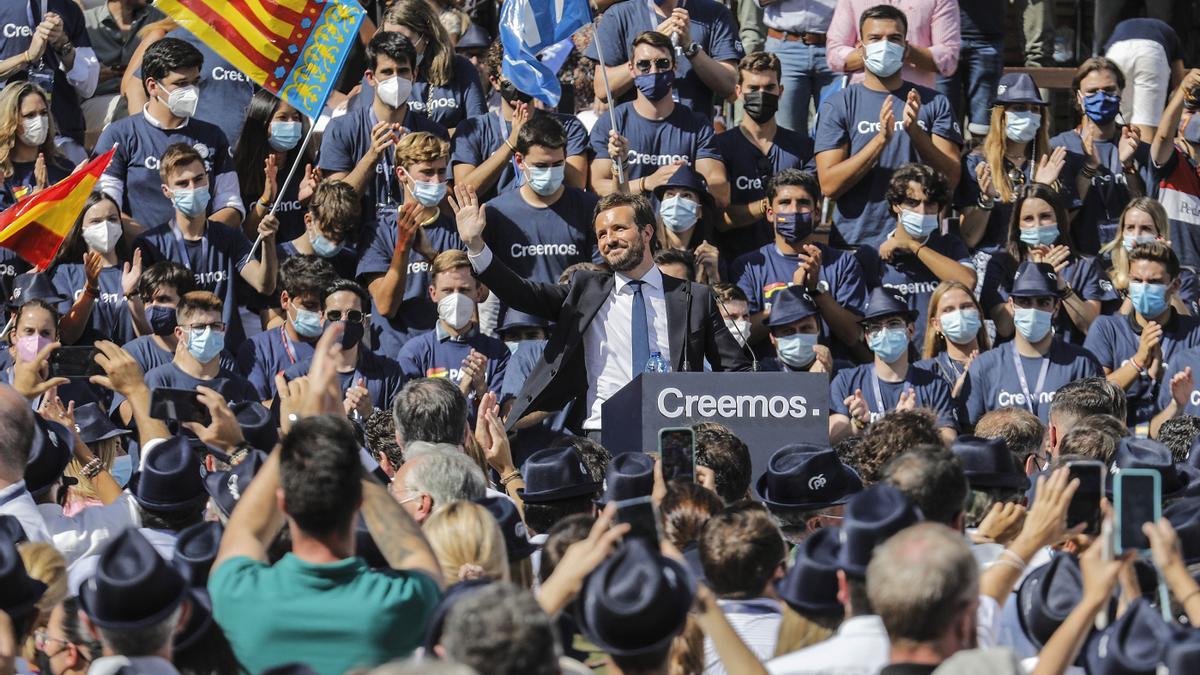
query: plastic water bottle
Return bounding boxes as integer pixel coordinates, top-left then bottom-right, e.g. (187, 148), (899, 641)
(645, 352), (671, 373)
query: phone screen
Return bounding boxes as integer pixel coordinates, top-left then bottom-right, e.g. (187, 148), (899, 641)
(48, 347), (100, 379)
(149, 388), (210, 425)
(1118, 473), (1158, 552)
(1066, 462), (1103, 535)
(659, 428), (695, 482)
(615, 496), (659, 544)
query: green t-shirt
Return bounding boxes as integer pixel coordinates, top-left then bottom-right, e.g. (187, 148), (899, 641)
(209, 554), (441, 675)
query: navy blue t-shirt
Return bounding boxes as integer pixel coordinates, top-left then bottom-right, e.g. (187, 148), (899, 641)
(1083, 311), (1200, 425)
(95, 113), (234, 228)
(589, 102), (721, 182)
(132, 221), (253, 347)
(144, 361), (258, 404)
(482, 187), (600, 285)
(856, 231), (974, 349)
(51, 264), (136, 345)
(350, 55), (486, 130)
(121, 335), (238, 374)
(830, 362), (958, 430)
(714, 126), (814, 256)
(235, 325), (317, 401)
(980, 251), (1118, 345)
(451, 111), (589, 201)
(397, 328), (510, 394)
(0, 0), (90, 143)
(963, 340), (1102, 425)
(813, 82), (962, 248)
(0, 157), (73, 210)
(282, 349), (406, 411)
(732, 242), (868, 319)
(583, 0), (744, 119)
(1049, 129), (1152, 256)
(959, 0), (1006, 40)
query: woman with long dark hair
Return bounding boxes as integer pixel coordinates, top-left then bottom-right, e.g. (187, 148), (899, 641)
(233, 90), (318, 244)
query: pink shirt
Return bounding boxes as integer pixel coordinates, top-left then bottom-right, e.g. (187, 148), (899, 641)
(825, 0), (961, 89)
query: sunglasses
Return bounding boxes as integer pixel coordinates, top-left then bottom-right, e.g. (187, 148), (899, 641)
(325, 309), (367, 324)
(634, 58), (673, 73)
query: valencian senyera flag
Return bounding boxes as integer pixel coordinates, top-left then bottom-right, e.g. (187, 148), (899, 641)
(155, 0), (365, 119)
(0, 149), (116, 271)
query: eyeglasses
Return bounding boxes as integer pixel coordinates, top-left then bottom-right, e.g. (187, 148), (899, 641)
(325, 309), (367, 324)
(34, 630), (70, 653)
(182, 322), (226, 332)
(864, 319), (907, 334)
(634, 58), (672, 73)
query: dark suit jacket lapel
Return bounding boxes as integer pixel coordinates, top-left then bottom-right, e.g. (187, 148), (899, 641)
(576, 274), (616, 335)
(663, 274), (688, 371)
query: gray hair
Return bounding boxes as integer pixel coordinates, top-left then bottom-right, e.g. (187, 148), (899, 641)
(404, 450), (487, 507)
(867, 523), (978, 645)
(97, 604), (183, 657)
(0, 385), (34, 476)
(441, 582), (561, 675)
(392, 378), (469, 447)
(363, 660), (479, 675)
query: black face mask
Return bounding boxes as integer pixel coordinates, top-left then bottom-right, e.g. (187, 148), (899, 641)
(743, 90), (780, 123)
(499, 80), (534, 106)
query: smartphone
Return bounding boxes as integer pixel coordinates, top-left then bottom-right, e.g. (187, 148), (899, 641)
(614, 496), (659, 545)
(149, 387), (210, 425)
(47, 346), (100, 379)
(1066, 460), (1105, 535)
(1114, 469), (1161, 555)
(658, 427), (695, 482)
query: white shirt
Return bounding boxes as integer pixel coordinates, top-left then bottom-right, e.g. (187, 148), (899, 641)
(88, 656), (179, 675)
(469, 245), (671, 430)
(37, 494), (140, 567)
(0, 480), (50, 543)
(704, 597), (783, 675)
(767, 614), (889, 675)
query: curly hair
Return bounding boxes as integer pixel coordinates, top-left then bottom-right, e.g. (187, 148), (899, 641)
(394, 131), (450, 167)
(884, 163), (950, 213)
(859, 409), (942, 482)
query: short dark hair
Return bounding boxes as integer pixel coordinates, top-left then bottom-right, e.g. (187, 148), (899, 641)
(594, 192), (656, 233)
(523, 495), (594, 536)
(139, 261), (195, 300)
(737, 52), (781, 83)
(693, 423), (752, 503)
(1072, 57), (1126, 95)
(700, 502), (786, 598)
(1158, 416), (1200, 463)
(58, 598), (101, 662)
(859, 409), (941, 482)
(880, 445), (968, 526)
(654, 248), (695, 277)
(550, 436), (610, 484)
(858, 4), (909, 35)
(322, 278), (371, 310)
(835, 435), (871, 481)
(442, 583), (560, 675)
(766, 169), (819, 205)
(974, 407), (1045, 466)
(515, 113), (568, 155)
(1128, 241), (1181, 280)
(712, 282), (748, 305)
(537, 513), (594, 583)
(885, 163), (950, 212)
(141, 37), (203, 86)
(1057, 426), (1119, 466)
(661, 480), (725, 550)
(367, 30), (417, 72)
(139, 506), (203, 533)
(279, 255), (337, 302)
(631, 31), (675, 64)
(307, 180), (360, 243)
(392, 378), (468, 447)
(279, 415), (363, 536)
(365, 408), (403, 468)
(1050, 378), (1127, 432)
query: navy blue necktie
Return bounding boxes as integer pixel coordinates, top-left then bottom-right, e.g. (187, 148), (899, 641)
(629, 280), (650, 374)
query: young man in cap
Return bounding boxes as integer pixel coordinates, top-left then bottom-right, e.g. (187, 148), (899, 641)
(759, 287), (836, 374)
(752, 443), (863, 545)
(962, 261), (1102, 428)
(829, 288), (959, 444)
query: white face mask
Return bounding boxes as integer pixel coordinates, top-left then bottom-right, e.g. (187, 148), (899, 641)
(724, 318), (751, 347)
(158, 84), (199, 118)
(19, 114), (48, 146)
(377, 76), (413, 109)
(437, 292), (475, 330)
(83, 219), (123, 254)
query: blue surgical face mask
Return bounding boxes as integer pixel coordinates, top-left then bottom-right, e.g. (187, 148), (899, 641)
(1020, 224), (1059, 247)
(1122, 234), (1157, 252)
(774, 211), (813, 244)
(868, 327), (909, 363)
(525, 165), (565, 196)
(109, 454), (132, 487)
(308, 230), (341, 258)
(939, 308), (981, 345)
(634, 71), (675, 102)
(505, 340), (520, 355)
(863, 40), (905, 78)
(144, 305), (177, 336)
(268, 120), (303, 151)
(660, 195), (699, 232)
(1014, 307), (1053, 342)
(1005, 110), (1041, 142)
(411, 178), (447, 207)
(291, 306), (323, 338)
(187, 326), (224, 363)
(1129, 282), (1170, 318)
(776, 333), (817, 369)
(1083, 91), (1121, 124)
(172, 186), (210, 218)
(899, 209), (938, 239)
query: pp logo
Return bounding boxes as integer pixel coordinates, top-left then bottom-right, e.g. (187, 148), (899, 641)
(579, 462), (588, 475)
(226, 474), (241, 501)
(514, 521), (527, 539)
(193, 143), (211, 160)
(1047, 271), (1057, 281)
(807, 474), (827, 491)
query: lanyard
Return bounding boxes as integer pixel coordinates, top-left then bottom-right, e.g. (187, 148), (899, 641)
(170, 225), (209, 274)
(279, 326), (298, 366)
(1012, 344), (1052, 415)
(374, 108), (406, 207)
(936, 351), (964, 386)
(869, 365), (893, 417)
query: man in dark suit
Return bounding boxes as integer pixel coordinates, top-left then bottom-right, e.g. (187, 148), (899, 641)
(450, 185), (752, 436)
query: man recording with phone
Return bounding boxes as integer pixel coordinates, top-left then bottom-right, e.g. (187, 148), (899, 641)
(450, 185), (751, 439)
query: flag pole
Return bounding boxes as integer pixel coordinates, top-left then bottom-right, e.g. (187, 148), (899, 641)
(589, 11), (624, 186)
(247, 122), (318, 260)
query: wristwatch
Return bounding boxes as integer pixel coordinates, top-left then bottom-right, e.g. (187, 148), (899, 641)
(683, 42), (701, 59)
(809, 280), (828, 297)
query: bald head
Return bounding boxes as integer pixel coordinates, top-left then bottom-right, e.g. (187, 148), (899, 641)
(0, 385), (34, 481)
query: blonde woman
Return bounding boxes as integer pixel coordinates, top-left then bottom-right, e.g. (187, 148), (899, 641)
(0, 82), (72, 208)
(423, 501), (509, 583)
(958, 73), (1065, 254)
(19, 543), (68, 667)
(1100, 197), (1197, 315)
(62, 402), (131, 515)
(916, 281), (991, 398)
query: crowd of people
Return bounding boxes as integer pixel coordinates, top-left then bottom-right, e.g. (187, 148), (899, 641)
(0, 0), (1199, 672)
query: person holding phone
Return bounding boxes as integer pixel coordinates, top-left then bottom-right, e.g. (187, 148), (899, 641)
(963, 261), (1102, 428)
(3, 296), (105, 410)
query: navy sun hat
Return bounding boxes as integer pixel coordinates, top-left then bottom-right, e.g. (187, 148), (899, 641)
(775, 527), (843, 617)
(766, 287), (820, 328)
(952, 435), (1031, 491)
(1084, 598), (1181, 675)
(203, 449), (268, 519)
(174, 521), (224, 588)
(73, 403), (130, 445)
(652, 163), (713, 208)
(860, 287), (917, 323)
(596, 453), (655, 507)
(499, 307), (551, 333)
(836, 484), (922, 578)
(575, 538), (695, 656)
(173, 588), (213, 652)
(474, 495), (537, 561)
(421, 578), (492, 652)
(1017, 553), (1085, 649)
(1164, 630), (1200, 675)
(0, 515), (26, 546)
(232, 401), (278, 454)
(1164, 497), (1200, 565)
(8, 272), (66, 309)
(1113, 437), (1192, 498)
(126, 435), (207, 512)
(455, 23), (490, 51)
(753, 444), (862, 511)
(79, 529), (188, 629)
(0, 532), (46, 621)
(1009, 261), (1060, 298)
(518, 446), (602, 503)
(995, 72), (1046, 106)
(24, 415), (75, 496)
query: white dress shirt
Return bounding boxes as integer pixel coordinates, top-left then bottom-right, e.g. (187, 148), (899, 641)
(704, 597), (783, 675)
(0, 480), (51, 543)
(37, 493), (140, 567)
(468, 245), (671, 430)
(767, 614), (889, 675)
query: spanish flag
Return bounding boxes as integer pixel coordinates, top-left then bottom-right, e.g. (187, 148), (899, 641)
(0, 148), (115, 271)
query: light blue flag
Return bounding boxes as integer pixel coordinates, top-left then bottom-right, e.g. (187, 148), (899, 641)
(500, 0), (591, 107)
